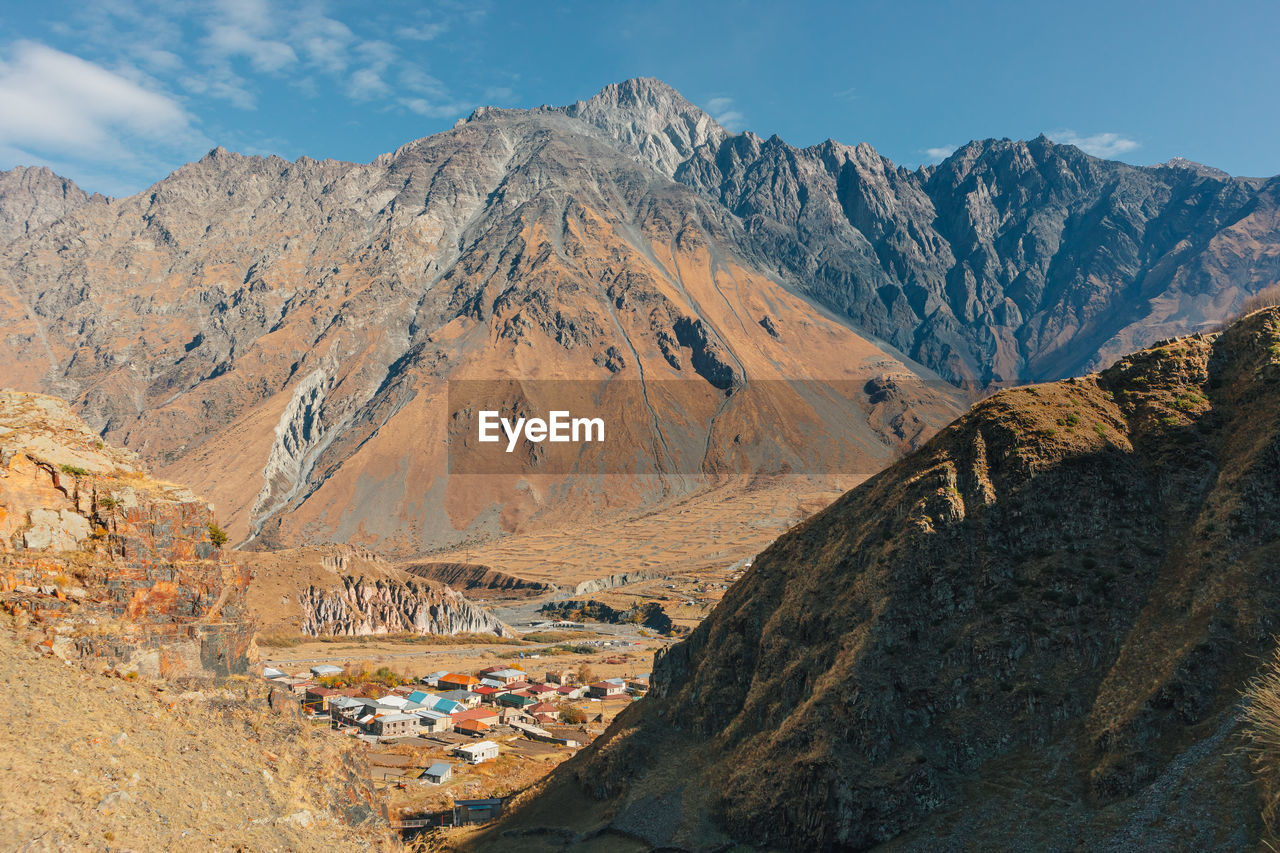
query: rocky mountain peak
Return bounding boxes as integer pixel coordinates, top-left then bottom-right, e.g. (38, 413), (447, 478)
(0, 165), (100, 245)
(562, 77), (730, 175)
(1159, 156), (1232, 179)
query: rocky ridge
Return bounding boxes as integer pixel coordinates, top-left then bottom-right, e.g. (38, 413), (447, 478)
(484, 307), (1280, 850)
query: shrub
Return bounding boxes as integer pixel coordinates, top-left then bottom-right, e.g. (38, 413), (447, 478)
(208, 522), (229, 547)
(559, 706), (587, 725)
(59, 464), (89, 477)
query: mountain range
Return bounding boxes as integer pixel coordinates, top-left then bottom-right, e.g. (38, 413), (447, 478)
(1, 78), (1277, 555)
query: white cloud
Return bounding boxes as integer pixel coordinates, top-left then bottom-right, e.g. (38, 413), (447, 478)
(833, 86), (858, 101)
(1048, 130), (1140, 159)
(924, 145), (956, 162)
(0, 41), (208, 195)
(0, 41), (200, 160)
(347, 67), (390, 100)
(398, 23), (447, 41)
(705, 96), (745, 131)
(205, 0), (298, 72)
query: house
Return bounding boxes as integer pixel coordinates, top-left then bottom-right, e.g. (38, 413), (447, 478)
(484, 668), (527, 685)
(497, 693), (536, 709)
(415, 710), (453, 733)
(555, 685), (586, 700)
(310, 664), (343, 678)
(332, 697), (380, 726)
(376, 694), (409, 709)
(473, 685), (503, 702)
(451, 707), (500, 726)
(303, 686), (341, 712)
(453, 797), (503, 824)
(406, 689), (434, 705)
(588, 681), (625, 699)
(424, 761), (453, 784)
(454, 740), (500, 764)
(329, 695), (363, 722)
(274, 676), (313, 695)
(504, 681), (533, 693)
(626, 678), (650, 694)
(373, 713), (419, 738)
(437, 689), (481, 708)
(545, 670), (576, 685)
(421, 671), (449, 687)
(526, 684), (557, 697)
(437, 673), (480, 692)
(262, 666), (288, 680)
(454, 719), (490, 737)
(529, 702), (558, 715)
(428, 697), (466, 715)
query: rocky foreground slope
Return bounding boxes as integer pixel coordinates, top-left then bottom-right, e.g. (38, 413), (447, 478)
(0, 625), (392, 851)
(0, 390), (394, 848)
(479, 308), (1280, 850)
(0, 390), (253, 677)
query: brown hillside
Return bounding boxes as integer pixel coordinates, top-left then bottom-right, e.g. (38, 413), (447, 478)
(473, 308), (1280, 851)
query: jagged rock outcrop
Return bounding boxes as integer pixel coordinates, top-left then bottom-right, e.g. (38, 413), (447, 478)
(238, 544), (510, 637)
(403, 561), (553, 597)
(299, 574), (510, 637)
(0, 390), (253, 677)
(538, 598), (674, 633)
(573, 570), (659, 596)
(495, 308), (1280, 851)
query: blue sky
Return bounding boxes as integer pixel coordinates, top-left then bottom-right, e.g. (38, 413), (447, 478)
(1, 0), (1277, 196)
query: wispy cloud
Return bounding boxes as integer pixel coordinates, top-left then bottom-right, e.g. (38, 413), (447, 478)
(3, 2), (494, 192)
(1048, 130), (1140, 159)
(923, 145), (957, 163)
(0, 40), (206, 191)
(705, 96), (745, 131)
(833, 86), (858, 101)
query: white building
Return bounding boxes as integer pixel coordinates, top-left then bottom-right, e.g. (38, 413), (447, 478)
(454, 740), (500, 764)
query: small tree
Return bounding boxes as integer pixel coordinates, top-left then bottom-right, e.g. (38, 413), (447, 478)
(560, 706), (587, 725)
(577, 664), (595, 685)
(208, 522), (229, 547)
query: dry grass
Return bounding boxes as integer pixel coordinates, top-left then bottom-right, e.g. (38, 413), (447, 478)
(1242, 284), (1280, 317)
(1243, 646), (1280, 838)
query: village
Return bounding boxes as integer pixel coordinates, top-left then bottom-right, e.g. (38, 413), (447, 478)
(262, 657), (649, 828)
